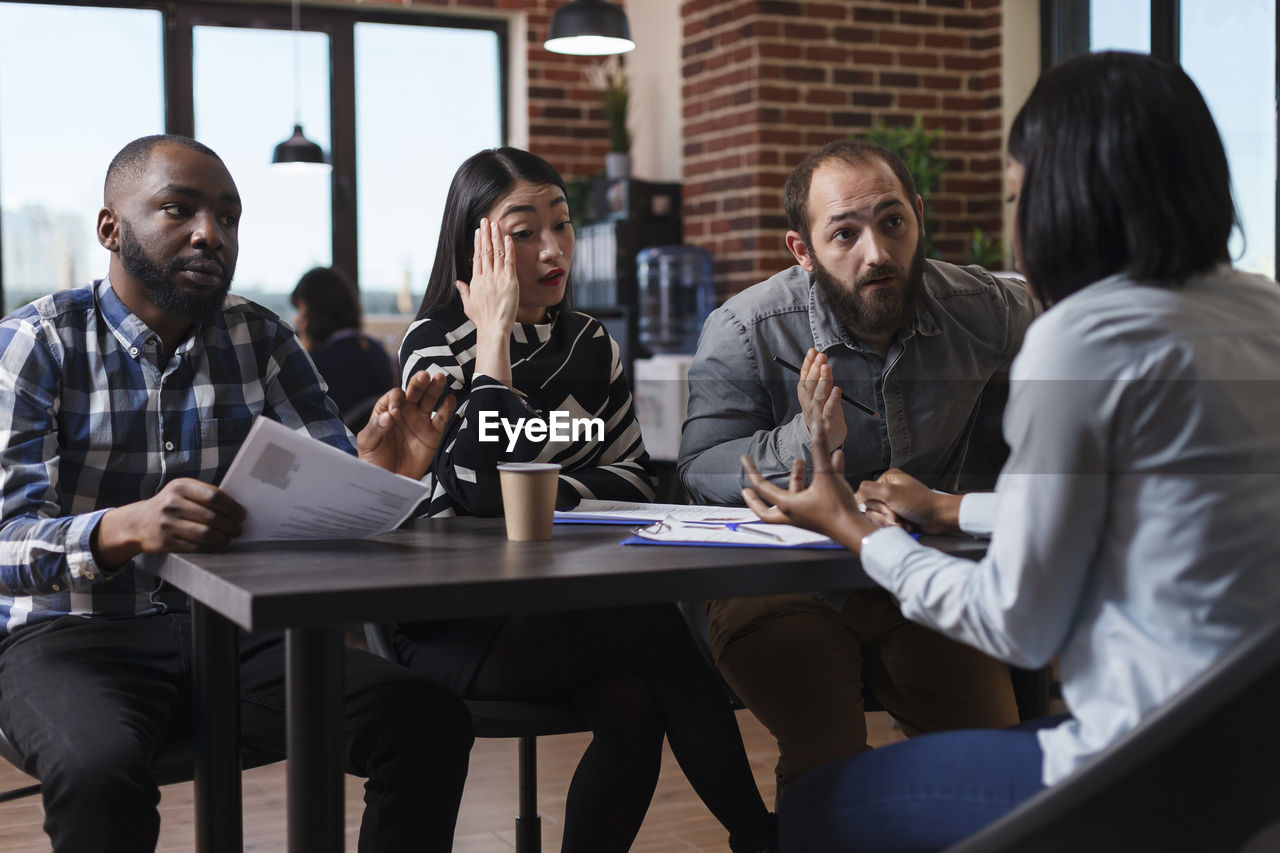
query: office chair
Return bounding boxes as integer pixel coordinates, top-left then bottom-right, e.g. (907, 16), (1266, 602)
(0, 720), (281, 805)
(946, 617), (1280, 853)
(363, 622), (588, 853)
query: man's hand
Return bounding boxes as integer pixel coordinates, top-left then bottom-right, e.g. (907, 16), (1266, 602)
(93, 478), (246, 567)
(855, 469), (963, 535)
(795, 348), (848, 451)
(739, 414), (876, 552)
(357, 370), (456, 479)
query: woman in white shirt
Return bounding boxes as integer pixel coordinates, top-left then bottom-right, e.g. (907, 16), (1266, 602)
(741, 51), (1280, 853)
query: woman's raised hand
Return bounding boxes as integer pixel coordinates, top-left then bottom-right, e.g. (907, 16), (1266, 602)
(456, 217), (520, 338)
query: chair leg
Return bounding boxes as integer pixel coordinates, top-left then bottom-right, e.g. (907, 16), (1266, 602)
(0, 782), (41, 804)
(514, 735), (541, 853)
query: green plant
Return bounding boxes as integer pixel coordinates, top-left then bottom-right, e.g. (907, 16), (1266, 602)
(858, 114), (947, 258)
(588, 57), (630, 153)
(965, 227), (1006, 269)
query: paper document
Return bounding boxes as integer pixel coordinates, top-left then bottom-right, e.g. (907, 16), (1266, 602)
(554, 499), (760, 525)
(219, 416), (430, 542)
(625, 518), (842, 549)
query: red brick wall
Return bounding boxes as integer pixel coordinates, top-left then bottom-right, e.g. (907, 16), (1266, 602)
(407, 0), (1006, 300)
(410, 0), (616, 182)
(681, 0), (1005, 298)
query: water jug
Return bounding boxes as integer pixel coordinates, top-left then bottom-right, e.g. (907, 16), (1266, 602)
(636, 246), (713, 354)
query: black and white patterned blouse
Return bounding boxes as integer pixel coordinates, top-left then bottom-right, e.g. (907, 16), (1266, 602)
(400, 301), (656, 517)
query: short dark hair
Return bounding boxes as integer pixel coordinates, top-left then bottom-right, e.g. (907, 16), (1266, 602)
(1008, 51), (1235, 304)
(104, 134), (222, 205)
(291, 266), (361, 346)
(783, 138), (921, 244)
(417, 147), (568, 319)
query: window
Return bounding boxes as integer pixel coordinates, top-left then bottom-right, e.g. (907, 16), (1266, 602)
(0, 3), (163, 314)
(193, 25), (333, 316)
(1041, 0), (1277, 277)
(354, 22), (502, 316)
(0, 1), (507, 318)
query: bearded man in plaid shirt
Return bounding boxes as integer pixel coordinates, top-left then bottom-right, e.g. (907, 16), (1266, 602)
(0, 135), (472, 853)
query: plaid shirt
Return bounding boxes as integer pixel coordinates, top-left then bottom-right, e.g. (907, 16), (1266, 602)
(0, 278), (353, 635)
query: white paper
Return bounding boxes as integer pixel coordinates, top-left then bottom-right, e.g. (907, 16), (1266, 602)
(219, 416), (430, 542)
(632, 518), (838, 548)
(554, 499), (760, 524)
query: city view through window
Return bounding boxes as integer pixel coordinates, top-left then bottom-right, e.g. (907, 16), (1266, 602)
(0, 3), (502, 319)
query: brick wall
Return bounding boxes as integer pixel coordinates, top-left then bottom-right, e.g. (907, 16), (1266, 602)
(407, 0), (1006, 299)
(681, 0), (1005, 298)
(410, 0), (616, 182)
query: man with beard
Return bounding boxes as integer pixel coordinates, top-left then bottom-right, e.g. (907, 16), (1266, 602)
(0, 135), (473, 853)
(677, 138), (1038, 802)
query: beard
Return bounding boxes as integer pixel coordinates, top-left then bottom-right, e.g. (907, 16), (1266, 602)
(812, 236), (925, 341)
(119, 224), (233, 322)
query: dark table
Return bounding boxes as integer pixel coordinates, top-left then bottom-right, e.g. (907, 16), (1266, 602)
(143, 516), (987, 852)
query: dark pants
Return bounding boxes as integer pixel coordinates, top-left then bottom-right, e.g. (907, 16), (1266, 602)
(0, 614), (473, 853)
(708, 589), (1020, 801)
(779, 716), (1064, 853)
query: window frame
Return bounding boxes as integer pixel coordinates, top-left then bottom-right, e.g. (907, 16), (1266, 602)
(1040, 0), (1277, 273)
(0, 0), (509, 308)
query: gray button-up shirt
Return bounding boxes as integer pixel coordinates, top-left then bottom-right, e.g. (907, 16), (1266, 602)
(678, 261), (1039, 506)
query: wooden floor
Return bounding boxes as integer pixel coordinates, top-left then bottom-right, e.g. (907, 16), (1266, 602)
(0, 709), (906, 852)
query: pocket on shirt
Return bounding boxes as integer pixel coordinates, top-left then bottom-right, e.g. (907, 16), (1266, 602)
(199, 416), (254, 453)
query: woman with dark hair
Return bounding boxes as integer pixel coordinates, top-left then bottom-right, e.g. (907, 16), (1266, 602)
(737, 52), (1280, 852)
(291, 266), (397, 430)
(392, 148), (777, 853)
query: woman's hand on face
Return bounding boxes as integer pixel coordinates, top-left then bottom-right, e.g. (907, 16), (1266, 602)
(739, 415), (877, 552)
(456, 217), (520, 338)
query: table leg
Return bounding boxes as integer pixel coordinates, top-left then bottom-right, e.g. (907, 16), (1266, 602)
(286, 626), (345, 853)
(191, 602), (242, 853)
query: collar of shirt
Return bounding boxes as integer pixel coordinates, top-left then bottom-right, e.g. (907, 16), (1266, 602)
(96, 276), (205, 362)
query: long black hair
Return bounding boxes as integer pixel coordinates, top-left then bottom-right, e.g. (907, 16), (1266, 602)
(417, 147), (568, 320)
(1008, 51), (1236, 305)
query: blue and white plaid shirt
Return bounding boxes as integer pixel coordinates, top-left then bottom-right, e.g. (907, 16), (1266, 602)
(0, 278), (353, 635)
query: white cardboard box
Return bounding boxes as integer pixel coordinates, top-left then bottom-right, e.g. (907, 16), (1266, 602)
(631, 354), (694, 462)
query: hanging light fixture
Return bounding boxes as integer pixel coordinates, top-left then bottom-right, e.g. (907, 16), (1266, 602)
(544, 0), (635, 56)
(271, 0), (330, 170)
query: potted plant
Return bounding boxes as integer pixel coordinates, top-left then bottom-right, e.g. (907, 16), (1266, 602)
(589, 56), (631, 179)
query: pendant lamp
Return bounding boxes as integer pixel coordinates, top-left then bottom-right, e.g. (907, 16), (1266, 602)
(271, 0), (330, 170)
(544, 0), (636, 56)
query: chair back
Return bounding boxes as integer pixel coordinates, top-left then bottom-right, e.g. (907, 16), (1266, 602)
(947, 618), (1280, 853)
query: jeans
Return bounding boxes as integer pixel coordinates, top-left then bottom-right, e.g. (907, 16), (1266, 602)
(780, 716), (1068, 853)
(0, 613), (473, 853)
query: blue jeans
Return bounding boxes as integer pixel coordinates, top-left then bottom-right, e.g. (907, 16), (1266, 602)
(780, 716), (1069, 853)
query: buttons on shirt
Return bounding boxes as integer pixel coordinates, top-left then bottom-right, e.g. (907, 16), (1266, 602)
(164, 441), (175, 451)
(129, 347), (139, 356)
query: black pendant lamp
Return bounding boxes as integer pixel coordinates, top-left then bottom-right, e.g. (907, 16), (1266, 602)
(271, 0), (330, 170)
(544, 0), (636, 56)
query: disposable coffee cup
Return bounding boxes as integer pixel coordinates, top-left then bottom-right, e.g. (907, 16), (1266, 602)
(496, 463), (562, 541)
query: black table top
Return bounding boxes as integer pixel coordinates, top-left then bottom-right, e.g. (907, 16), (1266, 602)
(143, 516), (986, 632)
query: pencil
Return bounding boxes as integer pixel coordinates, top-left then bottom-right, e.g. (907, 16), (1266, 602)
(772, 355), (882, 419)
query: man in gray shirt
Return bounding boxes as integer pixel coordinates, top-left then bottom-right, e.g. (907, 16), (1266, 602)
(678, 138), (1039, 799)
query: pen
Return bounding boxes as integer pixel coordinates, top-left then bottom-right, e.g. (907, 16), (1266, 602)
(686, 521), (785, 542)
(772, 355), (881, 419)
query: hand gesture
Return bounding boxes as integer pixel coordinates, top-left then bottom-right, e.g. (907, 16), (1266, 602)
(94, 478), (246, 566)
(456, 217), (520, 339)
(357, 370), (457, 479)
(855, 469), (963, 535)
(740, 413), (875, 551)
(795, 348), (848, 451)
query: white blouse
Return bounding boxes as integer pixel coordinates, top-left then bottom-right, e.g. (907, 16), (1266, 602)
(861, 266), (1280, 785)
